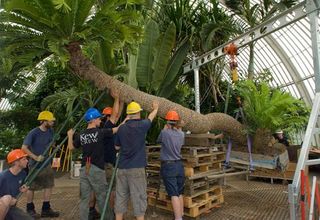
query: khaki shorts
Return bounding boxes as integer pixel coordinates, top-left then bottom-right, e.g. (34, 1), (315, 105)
(29, 165), (54, 191)
(114, 168), (147, 217)
(105, 163), (116, 190)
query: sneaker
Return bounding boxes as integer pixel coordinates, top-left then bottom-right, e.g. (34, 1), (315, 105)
(89, 208), (100, 220)
(41, 208), (60, 218)
(27, 209), (41, 219)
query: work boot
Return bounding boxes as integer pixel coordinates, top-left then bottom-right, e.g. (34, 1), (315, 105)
(41, 208), (60, 218)
(26, 209), (41, 219)
(88, 208), (100, 220)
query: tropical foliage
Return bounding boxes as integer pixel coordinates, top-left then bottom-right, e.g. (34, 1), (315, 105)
(236, 80), (309, 134)
(0, 0), (304, 150)
(134, 20), (190, 97)
(0, 0), (143, 71)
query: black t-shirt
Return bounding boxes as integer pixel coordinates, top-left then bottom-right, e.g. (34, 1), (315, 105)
(74, 128), (113, 170)
(103, 120), (116, 165)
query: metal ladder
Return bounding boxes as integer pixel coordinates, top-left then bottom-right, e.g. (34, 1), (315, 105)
(288, 92), (320, 219)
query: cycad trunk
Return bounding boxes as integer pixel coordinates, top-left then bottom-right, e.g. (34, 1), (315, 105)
(66, 42), (246, 145)
(252, 128), (273, 153)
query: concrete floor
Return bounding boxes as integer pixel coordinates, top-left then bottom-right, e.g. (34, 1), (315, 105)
(15, 173), (291, 220)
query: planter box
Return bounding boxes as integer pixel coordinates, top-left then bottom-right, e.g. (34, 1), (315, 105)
(229, 150), (289, 170)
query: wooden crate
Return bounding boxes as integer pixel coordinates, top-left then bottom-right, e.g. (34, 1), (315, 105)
(148, 193), (224, 218)
(184, 162), (221, 177)
(183, 186), (222, 208)
(146, 145), (161, 153)
(184, 176), (209, 196)
(181, 146), (215, 157)
(183, 151), (225, 167)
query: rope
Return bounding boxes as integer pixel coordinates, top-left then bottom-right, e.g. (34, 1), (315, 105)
(224, 106), (254, 170)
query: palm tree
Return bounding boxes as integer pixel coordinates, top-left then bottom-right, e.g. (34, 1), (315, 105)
(0, 0), (246, 144)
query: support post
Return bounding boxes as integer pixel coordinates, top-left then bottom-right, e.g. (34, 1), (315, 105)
(194, 67), (200, 113)
(308, 0), (320, 92)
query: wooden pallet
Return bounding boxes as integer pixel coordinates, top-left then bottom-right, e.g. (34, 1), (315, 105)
(148, 185), (222, 207)
(147, 153), (161, 162)
(184, 186), (222, 208)
(148, 193), (224, 217)
(184, 162), (221, 177)
(146, 164), (160, 174)
(183, 152), (225, 167)
(184, 176), (209, 195)
(181, 146), (215, 156)
(207, 177), (223, 187)
(146, 145), (161, 153)
(249, 162), (300, 184)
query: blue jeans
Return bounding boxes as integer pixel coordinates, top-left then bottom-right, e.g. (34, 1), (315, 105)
(160, 161), (185, 197)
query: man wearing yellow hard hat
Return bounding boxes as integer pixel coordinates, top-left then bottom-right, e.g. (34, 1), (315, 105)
(21, 111), (59, 218)
(114, 100), (159, 220)
(0, 149), (32, 219)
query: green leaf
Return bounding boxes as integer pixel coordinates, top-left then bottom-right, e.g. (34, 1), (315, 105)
(157, 39), (189, 97)
(152, 22), (176, 90)
(127, 53), (138, 88)
(52, 0), (72, 13)
(136, 20), (159, 88)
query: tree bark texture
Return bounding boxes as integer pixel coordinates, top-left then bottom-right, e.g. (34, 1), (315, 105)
(66, 42), (247, 145)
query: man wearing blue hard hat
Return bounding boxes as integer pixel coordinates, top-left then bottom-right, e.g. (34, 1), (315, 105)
(67, 90), (124, 220)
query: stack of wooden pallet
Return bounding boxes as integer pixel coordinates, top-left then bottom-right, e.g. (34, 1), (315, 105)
(146, 134), (225, 218)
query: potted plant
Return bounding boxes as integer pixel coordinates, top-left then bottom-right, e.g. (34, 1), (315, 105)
(236, 80), (309, 154)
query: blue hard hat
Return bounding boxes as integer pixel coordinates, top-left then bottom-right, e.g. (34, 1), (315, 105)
(84, 108), (102, 122)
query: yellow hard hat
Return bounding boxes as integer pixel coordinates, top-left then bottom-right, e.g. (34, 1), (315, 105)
(37, 111), (55, 121)
(126, 101), (142, 114)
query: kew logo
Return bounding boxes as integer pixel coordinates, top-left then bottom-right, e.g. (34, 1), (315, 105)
(80, 132), (98, 145)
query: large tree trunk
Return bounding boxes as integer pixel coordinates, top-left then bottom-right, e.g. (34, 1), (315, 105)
(252, 128), (273, 153)
(66, 42), (247, 145)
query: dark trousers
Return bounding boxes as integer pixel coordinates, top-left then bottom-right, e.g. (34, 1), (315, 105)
(5, 206), (33, 220)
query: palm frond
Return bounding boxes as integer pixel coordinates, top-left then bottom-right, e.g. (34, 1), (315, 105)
(237, 80), (309, 133)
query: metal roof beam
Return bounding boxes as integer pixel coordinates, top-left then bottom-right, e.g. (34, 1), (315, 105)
(183, 1), (315, 73)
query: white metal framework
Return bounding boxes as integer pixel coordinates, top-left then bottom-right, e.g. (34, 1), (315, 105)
(183, 0), (320, 219)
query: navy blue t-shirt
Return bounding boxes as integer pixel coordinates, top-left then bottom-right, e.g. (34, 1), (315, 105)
(23, 127), (53, 166)
(73, 128), (113, 170)
(0, 169), (26, 198)
(115, 119), (151, 169)
(103, 120), (116, 165)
